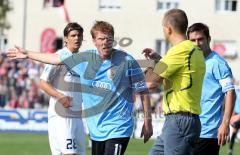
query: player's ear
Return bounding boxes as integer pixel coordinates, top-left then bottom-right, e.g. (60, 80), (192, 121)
(64, 36), (68, 45)
(208, 36), (211, 44)
(164, 26), (172, 35)
(92, 38), (97, 46)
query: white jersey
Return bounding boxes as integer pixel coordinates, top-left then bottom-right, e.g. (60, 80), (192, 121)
(40, 48), (82, 118)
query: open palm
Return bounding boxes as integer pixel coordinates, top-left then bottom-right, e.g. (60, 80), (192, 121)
(7, 46), (28, 59)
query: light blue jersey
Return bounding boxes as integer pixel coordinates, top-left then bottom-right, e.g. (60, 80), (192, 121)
(200, 51), (234, 138)
(234, 88), (240, 114)
(60, 49), (147, 141)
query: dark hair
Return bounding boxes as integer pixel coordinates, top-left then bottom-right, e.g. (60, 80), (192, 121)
(63, 22), (84, 37)
(163, 9), (188, 34)
(187, 23), (210, 39)
(90, 21), (114, 39)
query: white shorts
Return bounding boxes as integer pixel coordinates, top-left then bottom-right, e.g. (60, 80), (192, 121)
(48, 116), (86, 155)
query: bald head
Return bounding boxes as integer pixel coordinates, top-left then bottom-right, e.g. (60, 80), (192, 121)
(163, 9), (188, 34)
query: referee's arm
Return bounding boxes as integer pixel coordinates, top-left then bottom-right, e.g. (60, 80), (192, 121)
(145, 67), (163, 93)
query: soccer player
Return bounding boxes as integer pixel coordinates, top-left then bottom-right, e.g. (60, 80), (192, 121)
(228, 87), (240, 155)
(187, 23), (236, 155)
(7, 21), (153, 155)
(40, 23), (85, 155)
(142, 9), (206, 155)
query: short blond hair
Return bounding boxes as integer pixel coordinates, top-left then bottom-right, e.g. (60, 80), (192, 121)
(90, 21), (114, 39)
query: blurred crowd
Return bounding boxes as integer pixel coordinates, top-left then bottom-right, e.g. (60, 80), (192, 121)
(134, 93), (163, 116)
(0, 53), (49, 109)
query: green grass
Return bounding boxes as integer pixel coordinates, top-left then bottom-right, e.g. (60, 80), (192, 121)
(125, 139), (154, 155)
(0, 133), (50, 155)
(0, 133), (239, 155)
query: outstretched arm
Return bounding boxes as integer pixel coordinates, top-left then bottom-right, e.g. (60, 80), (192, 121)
(142, 48), (163, 92)
(145, 67), (163, 93)
(218, 89), (236, 145)
(7, 46), (61, 65)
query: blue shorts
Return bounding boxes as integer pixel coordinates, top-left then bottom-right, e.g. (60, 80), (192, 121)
(149, 113), (201, 155)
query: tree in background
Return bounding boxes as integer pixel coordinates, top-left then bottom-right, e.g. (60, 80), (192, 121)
(0, 0), (12, 35)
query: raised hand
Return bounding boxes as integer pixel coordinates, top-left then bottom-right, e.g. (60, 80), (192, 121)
(7, 45), (28, 59)
(142, 48), (162, 61)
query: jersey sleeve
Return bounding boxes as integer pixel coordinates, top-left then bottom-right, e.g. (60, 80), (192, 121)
(127, 56), (148, 93)
(234, 89), (240, 114)
(213, 61), (234, 93)
(40, 64), (53, 82)
(154, 52), (183, 79)
(59, 52), (83, 76)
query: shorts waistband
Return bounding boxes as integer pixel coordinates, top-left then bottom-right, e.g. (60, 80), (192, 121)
(165, 111), (198, 117)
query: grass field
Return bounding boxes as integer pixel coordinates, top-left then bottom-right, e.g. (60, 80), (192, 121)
(0, 133), (240, 155)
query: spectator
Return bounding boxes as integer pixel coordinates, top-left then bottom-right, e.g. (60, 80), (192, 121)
(0, 53), (45, 109)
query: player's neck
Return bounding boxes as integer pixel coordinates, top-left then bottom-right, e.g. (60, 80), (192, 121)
(204, 48), (212, 58)
(99, 49), (114, 61)
(169, 34), (187, 46)
(67, 47), (79, 53)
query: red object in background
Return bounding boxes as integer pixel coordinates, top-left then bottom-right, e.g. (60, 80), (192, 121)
(61, 3), (70, 23)
(53, 0), (70, 23)
(43, 0), (70, 23)
(41, 28), (56, 53)
(212, 43), (226, 57)
(53, 0), (64, 7)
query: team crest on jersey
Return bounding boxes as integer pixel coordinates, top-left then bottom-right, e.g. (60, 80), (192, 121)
(107, 67), (117, 80)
